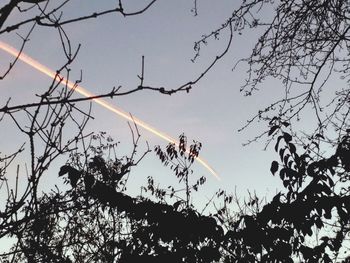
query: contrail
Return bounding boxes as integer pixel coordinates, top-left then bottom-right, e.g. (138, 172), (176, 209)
(0, 41), (220, 180)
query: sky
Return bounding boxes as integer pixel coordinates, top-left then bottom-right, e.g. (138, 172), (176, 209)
(0, 0), (286, 210)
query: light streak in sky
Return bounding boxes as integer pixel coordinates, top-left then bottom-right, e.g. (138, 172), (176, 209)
(0, 41), (220, 180)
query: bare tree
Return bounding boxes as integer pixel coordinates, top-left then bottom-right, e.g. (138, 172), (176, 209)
(194, 0), (350, 147)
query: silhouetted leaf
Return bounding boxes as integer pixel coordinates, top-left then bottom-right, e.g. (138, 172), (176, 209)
(58, 165), (81, 187)
(279, 168), (286, 180)
(268, 125), (279, 136)
(283, 154), (290, 166)
(279, 148), (285, 162)
(283, 132), (292, 143)
(288, 143), (296, 155)
(270, 161), (279, 175)
(275, 135), (283, 151)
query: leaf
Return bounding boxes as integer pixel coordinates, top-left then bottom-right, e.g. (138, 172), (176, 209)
(279, 168), (286, 180)
(269, 116), (279, 125)
(58, 165), (71, 177)
(270, 161), (279, 175)
(280, 168), (287, 180)
(268, 125), (279, 136)
(324, 207), (332, 219)
(58, 165), (81, 187)
(288, 143), (296, 155)
(275, 135), (283, 152)
(283, 132), (292, 143)
(281, 121), (290, 127)
(279, 148), (286, 161)
(283, 154), (290, 166)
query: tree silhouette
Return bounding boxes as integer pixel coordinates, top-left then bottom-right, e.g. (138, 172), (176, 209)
(2, 1), (350, 262)
(196, 1), (350, 260)
(195, 0), (350, 147)
(218, 129), (350, 262)
(1, 134), (224, 262)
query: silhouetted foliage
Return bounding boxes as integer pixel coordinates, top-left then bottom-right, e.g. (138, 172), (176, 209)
(2, 1), (350, 262)
(0, 134), (224, 262)
(219, 128), (350, 262)
(5, 130), (348, 262)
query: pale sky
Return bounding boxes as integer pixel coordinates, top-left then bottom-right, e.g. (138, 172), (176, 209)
(0, 0), (286, 209)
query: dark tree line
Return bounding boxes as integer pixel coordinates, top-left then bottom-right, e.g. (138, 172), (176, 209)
(4, 130), (349, 262)
(1, 0), (350, 262)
